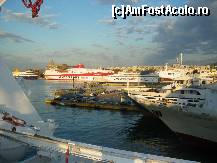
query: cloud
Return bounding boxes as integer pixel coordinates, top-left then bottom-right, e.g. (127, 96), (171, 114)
(1, 9), (60, 29)
(42, 48), (115, 67)
(98, 14), (162, 46)
(45, 49), (85, 58)
(96, 0), (140, 5)
(96, 0), (113, 5)
(135, 36), (144, 41)
(91, 44), (104, 48)
(0, 53), (45, 69)
(142, 0), (217, 64)
(91, 43), (110, 51)
(111, 17), (160, 45)
(98, 18), (117, 25)
(0, 30), (34, 43)
(96, 0), (217, 65)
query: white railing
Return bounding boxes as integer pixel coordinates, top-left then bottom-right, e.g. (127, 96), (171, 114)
(0, 128), (198, 163)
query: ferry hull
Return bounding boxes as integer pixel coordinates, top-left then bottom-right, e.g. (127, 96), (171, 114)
(138, 102), (217, 144)
(175, 132), (217, 148)
(44, 75), (107, 82)
(44, 68), (159, 83)
(45, 74), (158, 83)
(153, 106), (217, 143)
(23, 76), (38, 80)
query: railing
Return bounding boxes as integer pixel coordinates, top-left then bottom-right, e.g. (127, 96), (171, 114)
(0, 128), (198, 163)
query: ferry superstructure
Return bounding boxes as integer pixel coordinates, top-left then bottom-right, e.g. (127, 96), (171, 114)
(157, 53), (217, 83)
(44, 64), (113, 81)
(158, 68), (188, 82)
(129, 81), (217, 144)
(44, 63), (159, 83)
(157, 66), (216, 83)
(104, 72), (159, 83)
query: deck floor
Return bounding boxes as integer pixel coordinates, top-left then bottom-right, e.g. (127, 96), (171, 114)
(21, 154), (108, 163)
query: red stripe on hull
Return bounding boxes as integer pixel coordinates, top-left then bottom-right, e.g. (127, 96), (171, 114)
(46, 79), (94, 82)
(44, 73), (112, 77)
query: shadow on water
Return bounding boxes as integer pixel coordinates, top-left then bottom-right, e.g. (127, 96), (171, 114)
(119, 113), (181, 155)
(123, 113), (217, 163)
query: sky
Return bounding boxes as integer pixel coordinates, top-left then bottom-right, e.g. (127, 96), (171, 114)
(0, 0), (217, 69)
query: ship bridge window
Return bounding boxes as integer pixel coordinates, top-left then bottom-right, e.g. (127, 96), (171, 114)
(146, 97), (156, 99)
(196, 91), (201, 95)
(187, 103), (196, 107)
(180, 90), (184, 94)
(180, 81), (184, 84)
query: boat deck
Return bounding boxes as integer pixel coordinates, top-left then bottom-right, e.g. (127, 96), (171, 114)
(0, 128), (198, 163)
(22, 155), (104, 163)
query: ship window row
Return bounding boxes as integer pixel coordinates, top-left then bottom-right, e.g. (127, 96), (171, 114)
(59, 76), (77, 78)
(111, 77), (153, 81)
(80, 77), (92, 79)
(113, 78), (137, 80)
(178, 90), (201, 95)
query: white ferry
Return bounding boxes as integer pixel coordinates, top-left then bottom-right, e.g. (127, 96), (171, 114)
(44, 63), (159, 83)
(129, 79), (217, 145)
(13, 70), (38, 80)
(104, 72), (159, 83)
(44, 64), (113, 81)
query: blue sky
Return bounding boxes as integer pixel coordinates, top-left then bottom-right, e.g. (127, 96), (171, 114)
(0, 0), (216, 69)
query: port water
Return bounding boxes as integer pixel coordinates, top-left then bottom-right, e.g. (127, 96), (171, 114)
(21, 80), (217, 163)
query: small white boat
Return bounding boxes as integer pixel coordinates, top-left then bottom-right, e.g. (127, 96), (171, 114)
(13, 70), (38, 80)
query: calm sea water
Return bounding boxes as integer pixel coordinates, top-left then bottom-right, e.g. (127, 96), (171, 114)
(20, 80), (216, 163)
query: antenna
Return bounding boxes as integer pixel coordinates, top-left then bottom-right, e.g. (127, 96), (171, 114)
(180, 53), (183, 65)
(165, 63), (168, 71)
